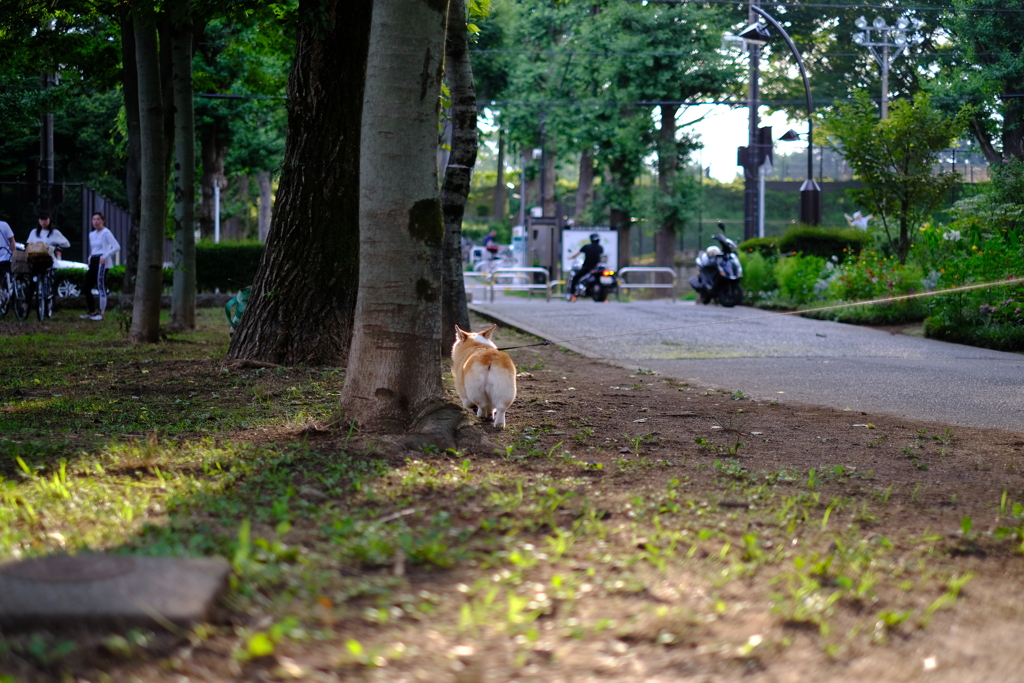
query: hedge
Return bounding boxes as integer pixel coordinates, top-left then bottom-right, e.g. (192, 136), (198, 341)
(56, 242), (264, 294)
(776, 225), (870, 262)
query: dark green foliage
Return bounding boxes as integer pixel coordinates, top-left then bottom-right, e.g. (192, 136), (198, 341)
(195, 242), (264, 293)
(777, 225), (871, 262)
(60, 244), (266, 294)
(738, 237), (780, 259)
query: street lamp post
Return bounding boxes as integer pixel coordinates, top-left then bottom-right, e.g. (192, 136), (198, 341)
(852, 16), (925, 119)
(735, 7), (821, 227)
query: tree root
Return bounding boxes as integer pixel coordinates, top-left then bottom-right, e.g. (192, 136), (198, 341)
(221, 359), (281, 371)
(400, 400), (494, 454)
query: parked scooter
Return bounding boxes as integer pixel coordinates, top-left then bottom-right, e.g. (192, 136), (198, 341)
(689, 233), (744, 307)
(566, 259), (619, 302)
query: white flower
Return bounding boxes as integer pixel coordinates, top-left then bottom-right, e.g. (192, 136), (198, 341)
(942, 230), (962, 242)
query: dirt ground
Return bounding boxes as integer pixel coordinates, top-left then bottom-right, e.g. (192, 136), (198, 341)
(3, 313), (1024, 682)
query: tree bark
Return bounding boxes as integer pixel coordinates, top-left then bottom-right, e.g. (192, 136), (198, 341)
(119, 5), (142, 297)
(576, 148), (594, 220)
(129, 11), (167, 343)
(225, 0), (371, 366)
(340, 0), (450, 431)
(257, 171), (272, 242)
(440, 0), (476, 358)
(654, 103), (677, 297)
(493, 126), (506, 219)
(169, 10), (196, 332)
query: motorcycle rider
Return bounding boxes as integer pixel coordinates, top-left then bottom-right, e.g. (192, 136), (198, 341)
(566, 233), (604, 302)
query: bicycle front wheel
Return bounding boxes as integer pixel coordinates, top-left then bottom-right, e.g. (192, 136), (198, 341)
(37, 275), (53, 321)
(12, 276), (29, 320)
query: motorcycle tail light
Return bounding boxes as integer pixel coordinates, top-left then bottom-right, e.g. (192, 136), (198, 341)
(601, 270), (615, 276)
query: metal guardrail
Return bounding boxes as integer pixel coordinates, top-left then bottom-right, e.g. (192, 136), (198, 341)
(463, 271), (492, 303)
(489, 267), (551, 302)
(616, 266), (677, 302)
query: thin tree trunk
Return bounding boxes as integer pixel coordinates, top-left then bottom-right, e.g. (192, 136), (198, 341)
(493, 126), (506, 219)
(198, 125), (227, 239)
(576, 147), (594, 219)
(158, 15), (176, 186)
(257, 171), (272, 242)
(129, 11), (166, 343)
(340, 0), (449, 431)
(169, 10), (196, 332)
(120, 5), (142, 297)
(225, 0), (370, 365)
(440, 0), (476, 358)
(654, 103), (678, 297)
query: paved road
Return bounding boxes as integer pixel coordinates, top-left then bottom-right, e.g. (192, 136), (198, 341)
(469, 295), (1024, 434)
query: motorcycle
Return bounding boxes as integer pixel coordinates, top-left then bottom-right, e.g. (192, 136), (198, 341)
(566, 259), (619, 302)
(689, 233), (744, 307)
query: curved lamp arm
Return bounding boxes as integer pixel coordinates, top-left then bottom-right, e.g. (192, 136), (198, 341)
(748, 6), (814, 182)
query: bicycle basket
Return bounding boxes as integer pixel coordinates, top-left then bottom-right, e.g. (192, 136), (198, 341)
(10, 250), (29, 274)
(225, 287), (250, 331)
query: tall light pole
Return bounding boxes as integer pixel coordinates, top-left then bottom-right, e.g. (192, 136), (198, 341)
(734, 6), (821, 228)
(852, 16), (925, 119)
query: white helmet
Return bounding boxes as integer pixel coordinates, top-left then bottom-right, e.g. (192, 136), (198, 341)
(705, 246), (722, 258)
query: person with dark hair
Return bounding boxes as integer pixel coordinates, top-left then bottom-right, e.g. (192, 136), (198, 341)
(25, 212), (71, 308)
(81, 212), (119, 321)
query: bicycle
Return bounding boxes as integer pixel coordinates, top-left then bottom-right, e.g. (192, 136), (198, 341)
(32, 267), (54, 321)
(0, 271), (10, 317)
(10, 272), (30, 320)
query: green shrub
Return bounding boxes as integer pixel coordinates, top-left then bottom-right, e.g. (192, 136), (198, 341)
(738, 251), (776, 302)
(774, 254), (826, 305)
(737, 236), (779, 259)
(826, 253), (923, 302)
(196, 241), (264, 292)
(777, 225), (870, 262)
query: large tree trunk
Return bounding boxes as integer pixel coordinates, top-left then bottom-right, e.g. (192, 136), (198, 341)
(129, 12), (167, 343)
(225, 0), (370, 365)
(654, 103), (678, 297)
(1003, 97), (1024, 161)
(493, 126), (506, 219)
(257, 171), (272, 242)
(609, 155), (632, 270)
(198, 125), (227, 239)
(169, 11), (197, 332)
(340, 0), (450, 431)
(969, 112), (1001, 166)
(543, 139), (557, 217)
(576, 148), (594, 220)
(440, 0), (476, 358)
(119, 5), (142, 297)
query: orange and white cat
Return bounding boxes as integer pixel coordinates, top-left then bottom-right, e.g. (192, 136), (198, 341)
(452, 324), (517, 429)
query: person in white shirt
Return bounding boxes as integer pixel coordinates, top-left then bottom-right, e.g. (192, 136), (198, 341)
(26, 212), (71, 306)
(844, 211), (873, 231)
(0, 220), (15, 305)
(0, 219), (14, 277)
(82, 212), (120, 321)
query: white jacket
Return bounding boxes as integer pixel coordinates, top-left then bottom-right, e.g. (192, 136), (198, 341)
(88, 227), (120, 264)
(27, 227), (71, 257)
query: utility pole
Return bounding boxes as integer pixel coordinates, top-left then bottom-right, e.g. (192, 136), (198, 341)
(852, 16), (925, 119)
(743, 0), (761, 241)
